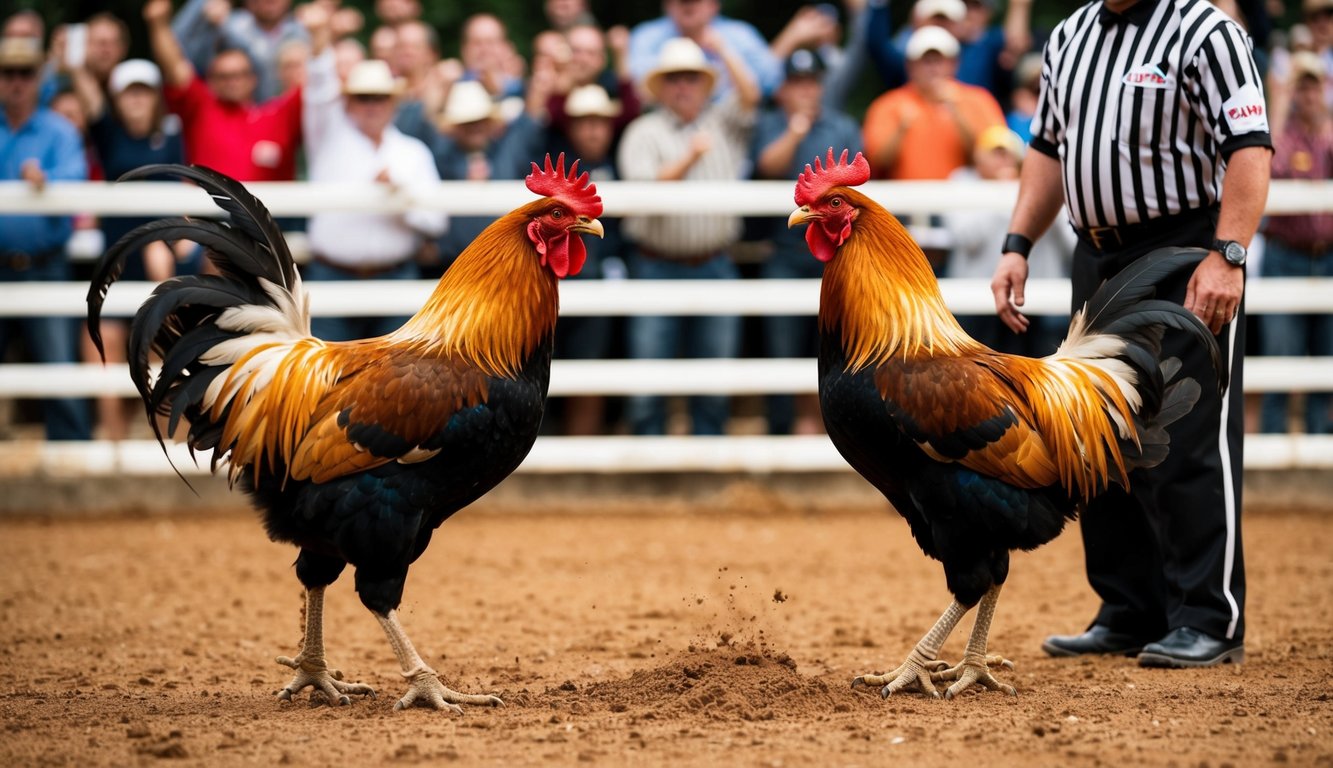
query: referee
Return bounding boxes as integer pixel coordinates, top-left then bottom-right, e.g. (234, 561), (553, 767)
(991, 0), (1271, 667)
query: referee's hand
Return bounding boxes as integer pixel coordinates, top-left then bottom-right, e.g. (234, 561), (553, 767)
(991, 252), (1031, 334)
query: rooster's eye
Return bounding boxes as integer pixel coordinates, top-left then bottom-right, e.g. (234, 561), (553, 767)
(830, 198), (842, 208)
(551, 209), (564, 219)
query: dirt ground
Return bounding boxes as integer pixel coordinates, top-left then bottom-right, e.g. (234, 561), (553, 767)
(1, 500), (1330, 768)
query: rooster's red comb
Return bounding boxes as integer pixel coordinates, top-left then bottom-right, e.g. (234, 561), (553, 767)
(526, 153), (603, 218)
(794, 149), (870, 207)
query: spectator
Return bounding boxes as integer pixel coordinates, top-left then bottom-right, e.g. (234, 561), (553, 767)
(460, 14), (525, 101)
(369, 24), (398, 67)
(617, 35), (759, 435)
(545, 24), (641, 147)
(145, 0), (303, 184)
(421, 75), (551, 272)
(862, 26), (1004, 180)
(750, 48), (862, 434)
(275, 38), (312, 94)
(548, 84), (624, 435)
(375, 0), (423, 28)
(1005, 51), (1040, 143)
(300, 9), (445, 342)
(769, 2), (871, 112)
(868, 0), (1032, 105)
(80, 13), (131, 93)
(546, 0), (598, 32)
(944, 125), (1072, 357)
(172, 0), (311, 102)
(1258, 51), (1333, 434)
(0, 35), (91, 441)
(333, 36), (367, 83)
(629, 0), (781, 101)
(2, 11), (43, 42)
(391, 20), (440, 103)
(71, 58), (186, 440)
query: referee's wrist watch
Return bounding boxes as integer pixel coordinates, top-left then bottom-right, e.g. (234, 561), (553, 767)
(1212, 239), (1247, 267)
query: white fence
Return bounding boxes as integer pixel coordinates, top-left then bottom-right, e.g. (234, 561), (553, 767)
(1, 180), (1331, 473)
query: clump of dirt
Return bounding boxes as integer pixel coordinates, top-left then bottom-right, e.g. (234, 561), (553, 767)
(555, 640), (851, 723)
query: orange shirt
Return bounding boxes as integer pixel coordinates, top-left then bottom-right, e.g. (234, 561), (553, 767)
(862, 81), (1005, 180)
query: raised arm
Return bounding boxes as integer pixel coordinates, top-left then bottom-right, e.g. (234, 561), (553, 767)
(145, 0), (196, 87)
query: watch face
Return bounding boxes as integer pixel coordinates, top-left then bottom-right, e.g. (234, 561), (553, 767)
(1223, 242), (1246, 265)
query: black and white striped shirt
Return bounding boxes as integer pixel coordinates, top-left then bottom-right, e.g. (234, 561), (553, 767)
(1030, 0), (1272, 229)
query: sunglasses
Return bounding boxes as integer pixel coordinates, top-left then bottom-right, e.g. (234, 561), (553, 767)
(663, 71), (705, 84)
(0, 67), (38, 80)
(349, 93), (393, 103)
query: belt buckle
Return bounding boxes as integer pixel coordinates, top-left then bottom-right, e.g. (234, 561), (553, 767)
(1087, 226), (1122, 251)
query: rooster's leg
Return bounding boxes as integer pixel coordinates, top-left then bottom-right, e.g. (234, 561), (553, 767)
(276, 586), (376, 705)
(928, 585), (1018, 698)
(375, 610), (504, 713)
(851, 600), (967, 699)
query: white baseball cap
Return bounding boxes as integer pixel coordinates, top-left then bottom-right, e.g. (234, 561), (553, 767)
(109, 59), (162, 95)
(906, 25), (961, 61)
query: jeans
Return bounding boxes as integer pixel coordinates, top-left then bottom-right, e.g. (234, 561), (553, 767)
(1, 257), (91, 440)
(1258, 238), (1333, 433)
(625, 248), (741, 435)
(761, 248), (823, 434)
(302, 258), (421, 342)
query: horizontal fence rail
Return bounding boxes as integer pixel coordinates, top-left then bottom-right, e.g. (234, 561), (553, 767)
(2, 179), (1331, 216)
(2, 180), (1331, 473)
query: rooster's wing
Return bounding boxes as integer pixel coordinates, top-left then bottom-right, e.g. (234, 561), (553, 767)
(285, 350), (492, 484)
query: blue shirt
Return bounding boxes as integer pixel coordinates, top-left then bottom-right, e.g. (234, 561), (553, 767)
(749, 107), (863, 260)
(0, 109), (88, 254)
(90, 112), (185, 279)
(628, 16), (781, 99)
(173, 0), (310, 103)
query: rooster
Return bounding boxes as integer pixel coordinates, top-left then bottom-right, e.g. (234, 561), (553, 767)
(86, 156), (604, 712)
(787, 150), (1221, 699)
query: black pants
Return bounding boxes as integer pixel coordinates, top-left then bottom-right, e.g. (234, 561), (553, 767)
(1069, 209), (1246, 643)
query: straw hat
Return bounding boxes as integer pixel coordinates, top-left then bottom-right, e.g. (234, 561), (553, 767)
(906, 25), (960, 61)
(343, 59), (404, 97)
(644, 38), (716, 99)
(1290, 50), (1327, 83)
(0, 36), (43, 68)
(565, 84), (621, 118)
(975, 125), (1025, 157)
(441, 80), (499, 126)
(109, 59), (162, 95)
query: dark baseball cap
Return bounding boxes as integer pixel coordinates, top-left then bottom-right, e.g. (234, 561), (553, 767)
(785, 48), (826, 79)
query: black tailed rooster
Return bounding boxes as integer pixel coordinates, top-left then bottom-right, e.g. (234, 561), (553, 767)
(87, 156), (603, 711)
(787, 150), (1221, 698)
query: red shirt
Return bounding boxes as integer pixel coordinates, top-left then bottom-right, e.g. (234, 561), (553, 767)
(164, 76), (303, 182)
(1264, 118), (1333, 249)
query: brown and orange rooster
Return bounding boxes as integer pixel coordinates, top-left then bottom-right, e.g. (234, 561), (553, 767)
(787, 150), (1222, 699)
(87, 157), (603, 712)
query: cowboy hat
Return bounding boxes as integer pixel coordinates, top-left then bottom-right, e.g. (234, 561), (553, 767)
(644, 37), (716, 99)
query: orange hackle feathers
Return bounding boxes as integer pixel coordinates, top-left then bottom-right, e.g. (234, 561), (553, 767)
(526, 153), (603, 219)
(810, 161), (1142, 503)
(795, 148), (870, 207)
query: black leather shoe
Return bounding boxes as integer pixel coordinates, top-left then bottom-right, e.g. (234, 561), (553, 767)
(1041, 624), (1151, 657)
(1137, 627), (1244, 668)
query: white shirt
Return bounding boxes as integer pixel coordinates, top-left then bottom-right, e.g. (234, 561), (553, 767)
(303, 51), (447, 268)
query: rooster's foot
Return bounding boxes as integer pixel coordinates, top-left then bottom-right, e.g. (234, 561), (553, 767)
(851, 649), (950, 699)
(928, 652), (1017, 698)
(395, 666), (504, 713)
(276, 654), (376, 706)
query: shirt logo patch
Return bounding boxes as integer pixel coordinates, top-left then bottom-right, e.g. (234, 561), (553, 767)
(1222, 84), (1269, 133)
(1122, 63), (1174, 89)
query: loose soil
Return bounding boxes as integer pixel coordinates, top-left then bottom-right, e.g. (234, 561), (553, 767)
(1, 503), (1330, 767)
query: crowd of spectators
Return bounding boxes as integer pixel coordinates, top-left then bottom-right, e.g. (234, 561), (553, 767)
(1, 0), (1329, 439)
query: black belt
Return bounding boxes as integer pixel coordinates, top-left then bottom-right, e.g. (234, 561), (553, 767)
(1075, 206), (1217, 253)
(0, 247), (61, 271)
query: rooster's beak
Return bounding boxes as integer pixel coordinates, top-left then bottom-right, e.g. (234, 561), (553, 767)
(571, 216), (605, 239)
(787, 206), (813, 229)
